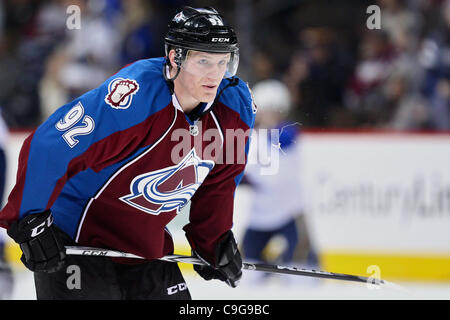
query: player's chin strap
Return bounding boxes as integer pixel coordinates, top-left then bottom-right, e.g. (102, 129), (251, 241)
(163, 58), (181, 83)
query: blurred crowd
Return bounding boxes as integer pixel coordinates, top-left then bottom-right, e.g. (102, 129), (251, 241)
(0, 0), (448, 130)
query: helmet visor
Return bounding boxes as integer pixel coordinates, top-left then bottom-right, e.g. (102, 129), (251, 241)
(179, 49), (239, 79)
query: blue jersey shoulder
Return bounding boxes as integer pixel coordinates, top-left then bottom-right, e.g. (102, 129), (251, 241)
(101, 57), (171, 128)
(43, 58), (171, 141)
(218, 77), (256, 129)
(32, 58), (171, 166)
(21, 58), (172, 220)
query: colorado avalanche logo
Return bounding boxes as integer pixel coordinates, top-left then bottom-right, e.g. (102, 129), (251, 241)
(120, 149), (215, 215)
(105, 78), (139, 109)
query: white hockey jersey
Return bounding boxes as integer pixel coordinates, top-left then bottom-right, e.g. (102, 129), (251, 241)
(244, 123), (304, 230)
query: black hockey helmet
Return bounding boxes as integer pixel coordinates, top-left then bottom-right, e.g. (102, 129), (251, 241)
(164, 7), (239, 80)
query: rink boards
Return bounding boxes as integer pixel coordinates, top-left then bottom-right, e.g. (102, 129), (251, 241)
(298, 131), (450, 282)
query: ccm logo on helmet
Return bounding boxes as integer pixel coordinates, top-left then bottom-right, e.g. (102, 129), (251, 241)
(211, 37), (230, 42)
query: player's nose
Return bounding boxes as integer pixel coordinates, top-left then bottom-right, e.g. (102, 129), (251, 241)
(205, 65), (224, 81)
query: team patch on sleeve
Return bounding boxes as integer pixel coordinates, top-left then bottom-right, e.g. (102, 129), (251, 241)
(105, 78), (139, 109)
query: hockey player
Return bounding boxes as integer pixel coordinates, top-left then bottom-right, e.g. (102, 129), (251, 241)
(241, 79), (319, 283)
(0, 7), (254, 299)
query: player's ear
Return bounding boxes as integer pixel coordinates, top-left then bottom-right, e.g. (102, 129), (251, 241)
(168, 49), (178, 69)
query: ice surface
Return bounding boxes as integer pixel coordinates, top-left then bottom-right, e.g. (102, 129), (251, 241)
(7, 267), (450, 300)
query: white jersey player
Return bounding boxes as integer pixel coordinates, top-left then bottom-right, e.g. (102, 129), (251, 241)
(241, 79), (319, 278)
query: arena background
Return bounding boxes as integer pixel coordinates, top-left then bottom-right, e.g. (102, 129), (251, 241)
(0, 0), (449, 299)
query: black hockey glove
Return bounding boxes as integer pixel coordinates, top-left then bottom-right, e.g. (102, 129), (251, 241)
(7, 210), (65, 273)
(193, 231), (242, 288)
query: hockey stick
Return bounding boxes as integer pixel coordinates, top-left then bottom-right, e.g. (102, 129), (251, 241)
(65, 245), (390, 286)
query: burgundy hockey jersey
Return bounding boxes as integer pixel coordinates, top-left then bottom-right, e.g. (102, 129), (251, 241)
(0, 57), (255, 263)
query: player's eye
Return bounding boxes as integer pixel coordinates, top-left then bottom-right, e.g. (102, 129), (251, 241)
(198, 59), (209, 65)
